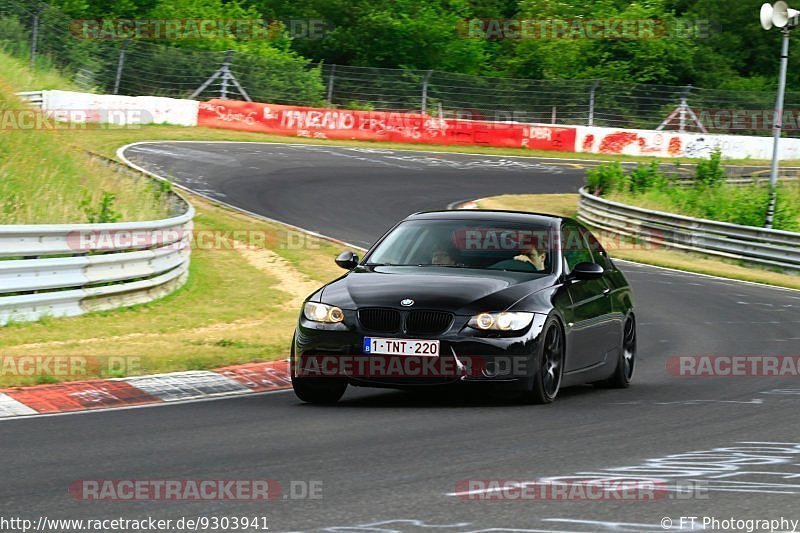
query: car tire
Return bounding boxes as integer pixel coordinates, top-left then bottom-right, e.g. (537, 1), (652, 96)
(292, 377), (348, 404)
(522, 317), (564, 404)
(604, 316), (636, 388)
(290, 335), (347, 404)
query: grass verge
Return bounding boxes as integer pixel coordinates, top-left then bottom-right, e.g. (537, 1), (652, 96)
(477, 194), (800, 291)
(0, 51), (171, 224)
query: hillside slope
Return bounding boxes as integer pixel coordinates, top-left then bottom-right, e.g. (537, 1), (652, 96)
(0, 51), (170, 224)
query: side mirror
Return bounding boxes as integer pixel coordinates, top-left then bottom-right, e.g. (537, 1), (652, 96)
(569, 261), (604, 280)
(335, 251), (359, 270)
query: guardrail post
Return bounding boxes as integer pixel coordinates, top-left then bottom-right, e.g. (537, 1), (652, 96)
(588, 80), (599, 126)
(220, 50), (233, 99)
(191, 49), (247, 101)
(29, 7), (43, 69)
(765, 28), (792, 229)
(326, 64), (335, 107)
(112, 41), (128, 95)
(679, 86), (692, 133)
(421, 70), (432, 115)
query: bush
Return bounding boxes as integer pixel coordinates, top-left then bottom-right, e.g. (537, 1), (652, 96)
(628, 161), (668, 194)
(773, 183), (800, 231)
(607, 180), (800, 231)
(586, 162), (625, 195)
(594, 150), (800, 231)
(694, 148), (726, 188)
(81, 191), (121, 223)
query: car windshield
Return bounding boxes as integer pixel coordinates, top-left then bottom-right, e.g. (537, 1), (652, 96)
(365, 219), (554, 274)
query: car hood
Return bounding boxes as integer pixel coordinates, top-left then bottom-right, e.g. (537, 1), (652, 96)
(319, 266), (555, 315)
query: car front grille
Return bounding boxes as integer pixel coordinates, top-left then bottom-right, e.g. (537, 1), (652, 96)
(358, 308), (454, 336)
(405, 310), (454, 335)
(358, 308), (402, 333)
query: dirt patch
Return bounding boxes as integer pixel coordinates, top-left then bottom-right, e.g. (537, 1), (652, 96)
(236, 247), (321, 308)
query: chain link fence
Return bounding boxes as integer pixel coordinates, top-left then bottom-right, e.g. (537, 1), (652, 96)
(321, 65), (800, 137)
(3, 0), (800, 136)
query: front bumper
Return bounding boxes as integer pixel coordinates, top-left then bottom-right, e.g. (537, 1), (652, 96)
(292, 312), (547, 390)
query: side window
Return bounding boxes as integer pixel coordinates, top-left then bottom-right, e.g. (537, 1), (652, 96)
(561, 224), (594, 272)
(579, 226), (612, 269)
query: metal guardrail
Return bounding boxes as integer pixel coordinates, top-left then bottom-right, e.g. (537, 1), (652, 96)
(577, 187), (800, 272)
(16, 90), (44, 109)
(0, 156), (194, 326)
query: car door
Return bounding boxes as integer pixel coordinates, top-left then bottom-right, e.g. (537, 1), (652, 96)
(561, 223), (616, 372)
(580, 225), (627, 344)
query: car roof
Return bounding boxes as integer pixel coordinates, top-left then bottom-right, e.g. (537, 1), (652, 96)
(405, 209), (568, 227)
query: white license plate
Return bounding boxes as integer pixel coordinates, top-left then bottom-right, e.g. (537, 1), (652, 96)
(363, 337), (440, 356)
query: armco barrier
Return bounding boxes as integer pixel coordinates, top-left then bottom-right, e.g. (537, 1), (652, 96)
(577, 188), (800, 272)
(16, 91), (44, 109)
(196, 99), (578, 152)
(195, 100), (800, 160)
(0, 156), (194, 326)
(574, 126), (800, 160)
(18, 90), (199, 126)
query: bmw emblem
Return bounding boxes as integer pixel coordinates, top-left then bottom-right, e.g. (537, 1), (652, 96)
(401, 299), (414, 307)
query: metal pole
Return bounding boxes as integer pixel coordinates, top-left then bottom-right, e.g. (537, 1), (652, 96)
(588, 80), (599, 126)
(679, 85), (692, 133)
(551, 106), (556, 124)
(29, 11), (40, 69)
(766, 28), (791, 229)
(228, 75), (251, 102)
(679, 98), (687, 133)
(112, 41), (127, 95)
(326, 64), (335, 107)
(420, 70), (432, 115)
(220, 50), (233, 99)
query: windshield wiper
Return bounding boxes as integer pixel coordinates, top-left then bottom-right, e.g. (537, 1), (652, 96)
(364, 262), (429, 267)
(414, 264), (474, 268)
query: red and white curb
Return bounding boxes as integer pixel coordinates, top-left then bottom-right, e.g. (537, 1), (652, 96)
(0, 360), (291, 419)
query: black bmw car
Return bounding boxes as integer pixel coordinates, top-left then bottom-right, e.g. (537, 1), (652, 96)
(291, 210), (635, 404)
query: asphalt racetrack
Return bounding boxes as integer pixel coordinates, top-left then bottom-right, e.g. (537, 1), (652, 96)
(2, 142), (799, 532)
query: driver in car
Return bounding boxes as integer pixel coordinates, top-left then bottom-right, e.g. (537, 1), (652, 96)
(489, 247), (547, 272)
(431, 244), (457, 266)
(513, 248), (547, 270)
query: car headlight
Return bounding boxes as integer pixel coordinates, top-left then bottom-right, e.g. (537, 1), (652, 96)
(468, 311), (535, 331)
(304, 302), (345, 323)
